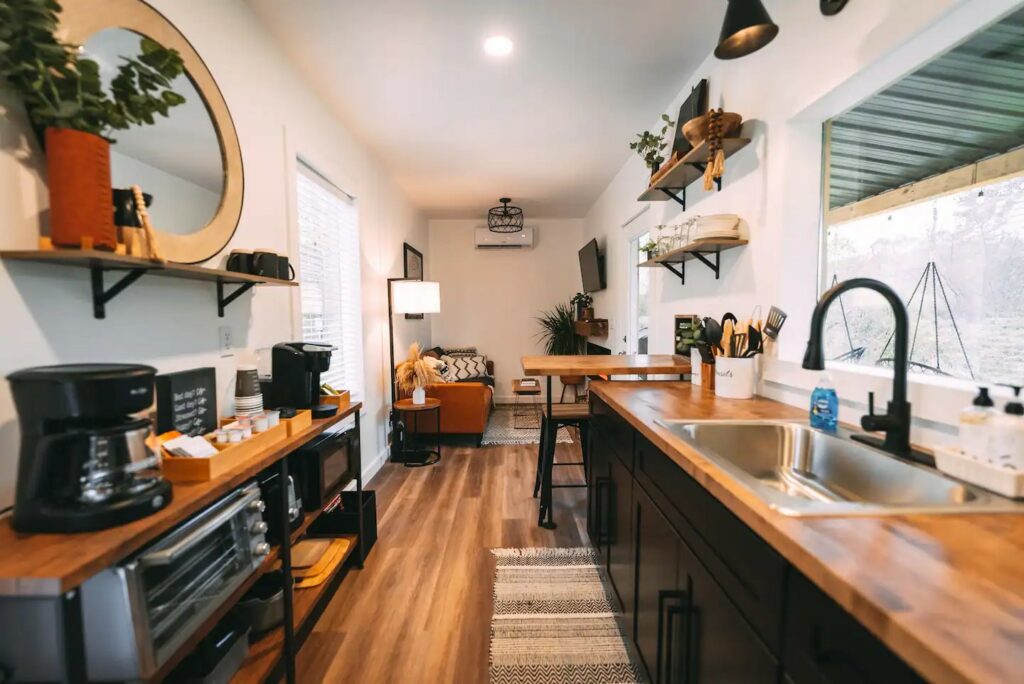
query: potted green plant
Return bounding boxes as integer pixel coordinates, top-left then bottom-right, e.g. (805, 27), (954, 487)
(0, 0), (187, 250)
(536, 301), (586, 389)
(640, 239), (659, 261)
(629, 113), (675, 179)
(570, 292), (593, 320)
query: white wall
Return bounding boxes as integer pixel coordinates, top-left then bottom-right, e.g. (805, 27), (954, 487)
(0, 0), (429, 508)
(428, 219), (585, 401)
(583, 0), (1021, 449)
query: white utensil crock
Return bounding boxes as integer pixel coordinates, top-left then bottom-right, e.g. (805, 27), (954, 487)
(714, 357), (756, 399)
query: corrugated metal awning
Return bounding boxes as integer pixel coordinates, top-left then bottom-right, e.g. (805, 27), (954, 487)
(828, 8), (1024, 210)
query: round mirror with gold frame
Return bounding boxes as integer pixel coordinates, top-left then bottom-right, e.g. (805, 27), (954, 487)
(59, 0), (243, 264)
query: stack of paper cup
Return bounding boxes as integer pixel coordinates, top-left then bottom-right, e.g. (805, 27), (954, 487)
(235, 365), (264, 417)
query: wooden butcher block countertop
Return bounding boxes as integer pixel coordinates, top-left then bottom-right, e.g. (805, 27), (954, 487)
(589, 381), (1024, 684)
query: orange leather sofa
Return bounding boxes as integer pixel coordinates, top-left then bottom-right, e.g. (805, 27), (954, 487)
(403, 361), (494, 444)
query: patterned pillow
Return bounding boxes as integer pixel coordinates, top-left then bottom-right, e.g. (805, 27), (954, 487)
(440, 354), (488, 381)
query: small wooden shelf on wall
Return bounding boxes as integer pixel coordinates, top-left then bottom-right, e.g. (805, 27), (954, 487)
(574, 319), (608, 337)
(638, 137), (751, 210)
(0, 249), (297, 319)
(639, 238), (748, 284)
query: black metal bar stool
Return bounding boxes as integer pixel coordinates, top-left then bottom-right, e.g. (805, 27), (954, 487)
(533, 403), (590, 525)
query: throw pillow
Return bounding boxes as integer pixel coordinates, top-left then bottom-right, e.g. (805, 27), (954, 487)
(440, 354), (488, 381)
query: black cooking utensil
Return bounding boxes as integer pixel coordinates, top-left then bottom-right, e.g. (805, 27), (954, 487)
(764, 306), (788, 340)
(745, 322), (763, 356)
(702, 317), (723, 355)
(721, 312), (738, 328)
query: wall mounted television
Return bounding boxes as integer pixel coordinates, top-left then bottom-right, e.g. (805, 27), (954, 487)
(578, 238), (606, 293)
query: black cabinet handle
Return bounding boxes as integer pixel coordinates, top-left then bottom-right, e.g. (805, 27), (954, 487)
(594, 477), (611, 545)
(685, 604), (701, 684)
(658, 590), (688, 684)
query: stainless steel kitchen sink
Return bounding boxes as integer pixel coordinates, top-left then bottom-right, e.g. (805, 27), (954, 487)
(654, 420), (1023, 516)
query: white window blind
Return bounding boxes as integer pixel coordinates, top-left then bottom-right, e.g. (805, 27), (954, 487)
(296, 161), (364, 399)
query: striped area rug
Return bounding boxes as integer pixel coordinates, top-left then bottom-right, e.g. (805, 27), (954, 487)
(489, 548), (644, 683)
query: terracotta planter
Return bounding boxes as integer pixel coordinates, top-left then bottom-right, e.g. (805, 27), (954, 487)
(45, 127), (117, 250)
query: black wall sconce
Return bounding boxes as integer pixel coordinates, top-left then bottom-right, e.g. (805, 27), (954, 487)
(714, 0), (779, 60)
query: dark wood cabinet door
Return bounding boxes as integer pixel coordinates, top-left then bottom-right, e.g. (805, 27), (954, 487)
(607, 453), (635, 624)
(634, 487), (683, 683)
(683, 540), (779, 684)
(784, 572), (925, 684)
(587, 424), (612, 555)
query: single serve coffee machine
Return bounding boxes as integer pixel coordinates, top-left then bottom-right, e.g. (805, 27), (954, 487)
(270, 342), (338, 418)
(7, 363), (172, 533)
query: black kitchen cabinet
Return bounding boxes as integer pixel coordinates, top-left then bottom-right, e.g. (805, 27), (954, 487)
(607, 451), (635, 623)
(589, 399), (925, 684)
(634, 486), (683, 682)
(784, 572), (925, 684)
(587, 423), (611, 559)
(634, 486), (777, 684)
(683, 536), (779, 683)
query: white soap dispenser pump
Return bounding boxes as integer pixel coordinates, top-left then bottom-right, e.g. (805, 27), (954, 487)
(991, 385), (1024, 471)
(960, 387), (995, 460)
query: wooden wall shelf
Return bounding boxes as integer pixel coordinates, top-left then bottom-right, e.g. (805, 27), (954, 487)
(639, 237), (748, 284)
(637, 137), (751, 210)
(0, 249), (297, 319)
(574, 319), (608, 337)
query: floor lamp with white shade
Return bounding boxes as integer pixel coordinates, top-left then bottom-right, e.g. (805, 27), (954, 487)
(387, 278), (441, 457)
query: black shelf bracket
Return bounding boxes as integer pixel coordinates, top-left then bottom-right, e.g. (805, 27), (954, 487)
(658, 248), (723, 285)
(691, 249), (722, 279)
(217, 280), (256, 317)
(660, 261), (686, 284)
(658, 186), (688, 210)
(90, 267), (147, 319)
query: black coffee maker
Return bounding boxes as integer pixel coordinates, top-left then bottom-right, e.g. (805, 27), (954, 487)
(8, 363), (173, 533)
(270, 342), (338, 418)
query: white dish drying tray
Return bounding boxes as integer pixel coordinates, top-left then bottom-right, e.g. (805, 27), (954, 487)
(933, 446), (1024, 499)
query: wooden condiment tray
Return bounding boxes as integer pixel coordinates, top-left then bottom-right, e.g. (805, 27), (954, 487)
(161, 422), (288, 482)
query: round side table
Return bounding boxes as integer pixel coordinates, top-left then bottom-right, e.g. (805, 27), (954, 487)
(394, 397), (442, 467)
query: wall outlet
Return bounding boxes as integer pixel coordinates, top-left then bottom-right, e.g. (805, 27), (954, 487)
(219, 325), (234, 357)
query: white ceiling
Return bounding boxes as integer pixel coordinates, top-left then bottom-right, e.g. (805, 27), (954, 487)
(248, 0), (720, 218)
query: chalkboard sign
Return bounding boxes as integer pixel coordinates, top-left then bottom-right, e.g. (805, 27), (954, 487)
(156, 367), (218, 436)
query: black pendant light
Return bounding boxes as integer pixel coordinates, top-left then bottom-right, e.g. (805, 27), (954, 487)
(714, 0), (779, 60)
(487, 197), (524, 233)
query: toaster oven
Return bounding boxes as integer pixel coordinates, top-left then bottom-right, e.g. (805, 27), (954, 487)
(291, 428), (357, 511)
(80, 482), (269, 681)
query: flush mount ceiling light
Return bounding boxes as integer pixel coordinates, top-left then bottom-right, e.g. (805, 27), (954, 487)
(487, 197), (524, 233)
(714, 0), (779, 60)
(483, 35), (514, 57)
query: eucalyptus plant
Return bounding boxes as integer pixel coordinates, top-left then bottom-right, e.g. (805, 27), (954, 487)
(536, 302), (585, 355)
(629, 113), (675, 173)
(0, 0), (187, 141)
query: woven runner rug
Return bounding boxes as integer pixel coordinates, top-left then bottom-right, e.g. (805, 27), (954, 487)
(481, 406), (574, 446)
(489, 548), (644, 683)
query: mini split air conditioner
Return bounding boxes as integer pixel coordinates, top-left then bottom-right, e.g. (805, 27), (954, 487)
(474, 227), (535, 249)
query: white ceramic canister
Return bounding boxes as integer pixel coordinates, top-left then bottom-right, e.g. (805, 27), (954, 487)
(714, 356), (756, 400)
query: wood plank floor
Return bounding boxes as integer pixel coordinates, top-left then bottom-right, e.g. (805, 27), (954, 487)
(298, 439), (591, 683)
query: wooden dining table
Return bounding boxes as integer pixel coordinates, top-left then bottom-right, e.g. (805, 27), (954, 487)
(521, 354), (691, 527)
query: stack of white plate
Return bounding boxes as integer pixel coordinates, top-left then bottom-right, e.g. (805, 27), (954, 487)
(236, 365), (264, 418)
(692, 214), (741, 241)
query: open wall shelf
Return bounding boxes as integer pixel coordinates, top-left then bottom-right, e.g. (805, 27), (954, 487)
(638, 137), (751, 210)
(574, 319), (608, 337)
(639, 238), (747, 284)
(0, 249), (297, 319)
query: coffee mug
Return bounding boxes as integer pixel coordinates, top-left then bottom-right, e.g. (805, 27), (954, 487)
(112, 188), (153, 227)
(227, 250), (253, 274)
(252, 250), (279, 278)
(277, 255), (296, 281)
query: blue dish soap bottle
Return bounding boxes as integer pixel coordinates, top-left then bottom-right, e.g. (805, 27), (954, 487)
(810, 373), (839, 431)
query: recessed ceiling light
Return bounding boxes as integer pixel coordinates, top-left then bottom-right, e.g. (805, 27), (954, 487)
(483, 35), (514, 57)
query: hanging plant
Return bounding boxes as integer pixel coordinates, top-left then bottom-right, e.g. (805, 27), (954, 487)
(629, 113), (675, 174)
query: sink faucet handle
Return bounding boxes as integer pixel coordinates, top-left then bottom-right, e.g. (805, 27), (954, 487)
(867, 391), (875, 416)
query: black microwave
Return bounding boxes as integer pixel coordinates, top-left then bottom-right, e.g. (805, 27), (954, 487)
(291, 428), (357, 511)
